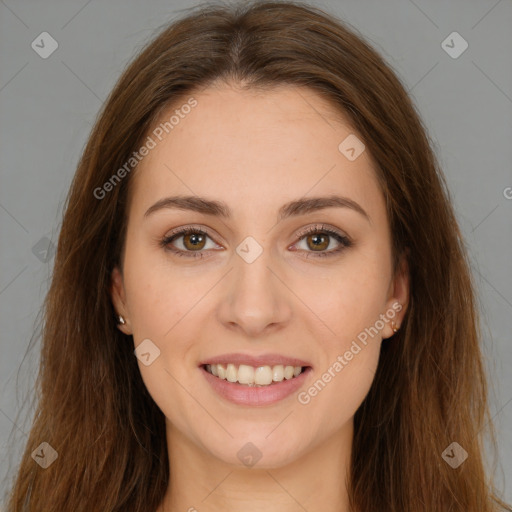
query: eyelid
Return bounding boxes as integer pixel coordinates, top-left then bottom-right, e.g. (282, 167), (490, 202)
(293, 223), (350, 241)
(161, 222), (352, 258)
(163, 223), (350, 244)
(164, 224), (221, 243)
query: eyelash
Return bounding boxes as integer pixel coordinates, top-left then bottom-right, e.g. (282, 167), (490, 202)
(159, 224), (352, 260)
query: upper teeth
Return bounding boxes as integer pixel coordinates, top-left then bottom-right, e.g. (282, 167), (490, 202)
(206, 363), (303, 386)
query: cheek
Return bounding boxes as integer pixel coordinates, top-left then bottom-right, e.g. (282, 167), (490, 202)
(302, 258), (390, 345)
(125, 278), (177, 341)
(122, 253), (205, 426)
(302, 252), (389, 426)
(295, 254), (388, 414)
(122, 244), (199, 340)
(305, 344), (381, 433)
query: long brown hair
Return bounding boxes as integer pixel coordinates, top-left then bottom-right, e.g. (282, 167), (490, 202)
(5, 1), (511, 510)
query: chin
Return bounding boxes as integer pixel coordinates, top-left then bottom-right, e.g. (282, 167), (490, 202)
(205, 430), (308, 470)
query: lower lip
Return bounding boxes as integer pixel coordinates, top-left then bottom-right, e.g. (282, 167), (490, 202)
(200, 365), (312, 406)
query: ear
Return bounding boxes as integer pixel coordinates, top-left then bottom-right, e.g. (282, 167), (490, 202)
(110, 266), (132, 335)
(382, 249), (410, 339)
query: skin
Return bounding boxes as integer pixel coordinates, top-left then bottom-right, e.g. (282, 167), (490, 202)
(110, 82), (409, 512)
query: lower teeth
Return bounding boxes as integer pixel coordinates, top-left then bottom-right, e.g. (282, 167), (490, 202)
(240, 381), (277, 387)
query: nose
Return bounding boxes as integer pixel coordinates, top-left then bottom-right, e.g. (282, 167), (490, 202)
(216, 248), (292, 338)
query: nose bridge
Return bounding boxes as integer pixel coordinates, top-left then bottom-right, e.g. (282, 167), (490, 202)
(219, 236), (291, 335)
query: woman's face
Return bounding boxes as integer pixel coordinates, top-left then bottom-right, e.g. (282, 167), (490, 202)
(111, 82), (408, 468)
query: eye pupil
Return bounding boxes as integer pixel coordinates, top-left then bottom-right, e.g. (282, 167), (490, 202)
(164, 226), (348, 259)
(184, 233), (206, 250)
(308, 233), (329, 251)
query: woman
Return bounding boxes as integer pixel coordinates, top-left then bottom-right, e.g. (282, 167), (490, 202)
(6, 1), (511, 511)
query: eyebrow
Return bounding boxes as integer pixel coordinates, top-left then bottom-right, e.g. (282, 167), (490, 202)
(143, 194), (371, 223)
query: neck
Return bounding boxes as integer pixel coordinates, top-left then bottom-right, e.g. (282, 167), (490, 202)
(157, 419), (353, 512)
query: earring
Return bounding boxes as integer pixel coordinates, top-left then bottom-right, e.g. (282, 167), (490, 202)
(118, 315), (126, 325)
(391, 321), (400, 333)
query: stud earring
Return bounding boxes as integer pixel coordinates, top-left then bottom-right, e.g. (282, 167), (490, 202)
(118, 315), (126, 325)
(391, 321), (400, 333)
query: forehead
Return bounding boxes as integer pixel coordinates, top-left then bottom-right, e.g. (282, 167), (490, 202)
(127, 83), (384, 223)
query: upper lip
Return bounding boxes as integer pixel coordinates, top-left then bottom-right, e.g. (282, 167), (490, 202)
(199, 353), (312, 368)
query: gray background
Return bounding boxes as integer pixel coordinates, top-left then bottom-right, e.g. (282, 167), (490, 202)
(1, 0), (511, 507)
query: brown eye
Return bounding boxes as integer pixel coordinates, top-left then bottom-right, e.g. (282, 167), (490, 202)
(182, 232), (207, 251)
(160, 227), (220, 259)
(293, 225), (352, 258)
(305, 233), (330, 251)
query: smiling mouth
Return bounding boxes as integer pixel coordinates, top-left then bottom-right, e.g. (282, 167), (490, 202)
(203, 363), (309, 387)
